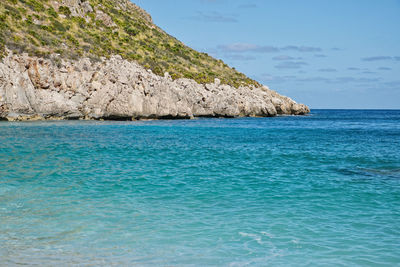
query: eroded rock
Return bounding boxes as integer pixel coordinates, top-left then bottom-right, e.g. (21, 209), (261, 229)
(0, 50), (309, 121)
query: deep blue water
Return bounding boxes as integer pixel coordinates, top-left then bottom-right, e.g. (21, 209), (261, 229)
(0, 110), (399, 266)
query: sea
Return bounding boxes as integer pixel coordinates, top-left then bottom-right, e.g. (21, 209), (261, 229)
(0, 110), (399, 266)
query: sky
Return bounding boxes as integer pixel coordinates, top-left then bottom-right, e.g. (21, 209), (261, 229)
(133, 0), (400, 109)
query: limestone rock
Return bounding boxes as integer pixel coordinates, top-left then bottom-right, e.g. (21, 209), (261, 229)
(0, 50), (309, 121)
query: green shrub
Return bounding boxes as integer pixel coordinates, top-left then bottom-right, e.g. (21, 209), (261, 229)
(47, 7), (58, 18)
(66, 35), (79, 47)
(183, 72), (194, 79)
(4, 4), (21, 20)
(25, 15), (33, 25)
(71, 16), (86, 28)
(24, 0), (44, 12)
(125, 53), (142, 61)
(51, 38), (60, 46)
(170, 72), (181, 80)
(124, 25), (138, 36)
(59, 6), (71, 17)
(152, 65), (163, 76)
(51, 19), (68, 32)
(87, 12), (95, 21)
(0, 41), (5, 58)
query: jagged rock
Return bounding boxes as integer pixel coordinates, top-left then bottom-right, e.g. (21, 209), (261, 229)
(0, 51), (309, 121)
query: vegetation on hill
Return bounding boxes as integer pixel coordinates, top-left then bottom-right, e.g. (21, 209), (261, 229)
(0, 0), (260, 87)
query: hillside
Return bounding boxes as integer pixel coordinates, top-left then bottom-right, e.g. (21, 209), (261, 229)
(0, 0), (259, 87)
(0, 0), (309, 121)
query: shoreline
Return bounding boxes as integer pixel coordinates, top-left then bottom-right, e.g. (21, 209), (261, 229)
(0, 114), (278, 122)
(0, 112), (311, 122)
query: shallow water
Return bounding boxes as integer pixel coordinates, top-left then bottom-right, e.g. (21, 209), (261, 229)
(1, 110), (399, 266)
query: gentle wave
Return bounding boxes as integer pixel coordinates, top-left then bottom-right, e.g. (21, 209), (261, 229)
(1, 110), (399, 266)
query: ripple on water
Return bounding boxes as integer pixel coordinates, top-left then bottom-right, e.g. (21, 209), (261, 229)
(0, 110), (400, 266)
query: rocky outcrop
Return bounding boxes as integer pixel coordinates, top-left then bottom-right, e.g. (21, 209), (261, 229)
(0, 51), (309, 121)
(51, 0), (93, 18)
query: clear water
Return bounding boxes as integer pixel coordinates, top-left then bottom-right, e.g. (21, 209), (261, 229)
(0, 110), (399, 266)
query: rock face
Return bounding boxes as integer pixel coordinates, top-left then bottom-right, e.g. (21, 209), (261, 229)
(0, 51), (309, 121)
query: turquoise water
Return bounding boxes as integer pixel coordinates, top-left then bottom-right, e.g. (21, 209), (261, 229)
(1, 110), (399, 266)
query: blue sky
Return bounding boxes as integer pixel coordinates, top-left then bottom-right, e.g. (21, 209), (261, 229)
(133, 0), (400, 109)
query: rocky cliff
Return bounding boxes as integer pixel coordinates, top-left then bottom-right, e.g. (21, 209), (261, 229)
(0, 51), (309, 121)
